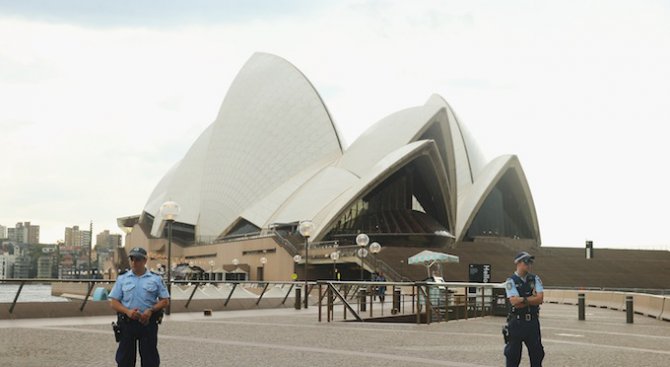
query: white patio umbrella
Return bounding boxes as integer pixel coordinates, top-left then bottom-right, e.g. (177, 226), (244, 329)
(408, 250), (459, 277)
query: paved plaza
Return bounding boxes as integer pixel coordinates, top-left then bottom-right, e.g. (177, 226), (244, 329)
(1, 303), (669, 366)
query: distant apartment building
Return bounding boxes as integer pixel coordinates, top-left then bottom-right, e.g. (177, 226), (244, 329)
(96, 248), (116, 278)
(13, 255), (32, 278)
(0, 253), (15, 279)
(7, 222), (40, 244)
(0, 224), (7, 239)
(96, 230), (122, 249)
(64, 225), (91, 248)
(37, 256), (55, 278)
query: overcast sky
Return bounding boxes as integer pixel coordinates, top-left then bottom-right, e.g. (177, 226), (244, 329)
(1, 0), (668, 250)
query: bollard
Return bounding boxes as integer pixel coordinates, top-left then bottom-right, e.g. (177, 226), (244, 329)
(626, 295), (634, 323)
(392, 288), (401, 314)
(295, 287), (302, 310)
(578, 293), (585, 321)
(359, 289), (367, 312)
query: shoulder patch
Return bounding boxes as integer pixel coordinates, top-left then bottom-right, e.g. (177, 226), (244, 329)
(505, 281), (513, 290)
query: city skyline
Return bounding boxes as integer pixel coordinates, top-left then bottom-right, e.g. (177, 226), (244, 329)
(0, 221), (122, 247)
(1, 1), (669, 250)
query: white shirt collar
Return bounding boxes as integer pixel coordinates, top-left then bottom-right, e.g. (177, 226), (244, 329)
(514, 271), (528, 282)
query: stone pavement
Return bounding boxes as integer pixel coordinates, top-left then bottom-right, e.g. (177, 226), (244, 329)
(0, 303), (669, 366)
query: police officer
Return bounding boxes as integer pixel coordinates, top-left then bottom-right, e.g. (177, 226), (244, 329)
(109, 247), (170, 367)
(504, 251), (545, 367)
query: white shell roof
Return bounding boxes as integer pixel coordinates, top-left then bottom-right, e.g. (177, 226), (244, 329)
(337, 105), (444, 176)
(239, 154), (345, 227)
(456, 154), (540, 242)
(312, 140), (450, 239)
(424, 94), (487, 190)
(144, 53), (342, 238)
(141, 52), (539, 245)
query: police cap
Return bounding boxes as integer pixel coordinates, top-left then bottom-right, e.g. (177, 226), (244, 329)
(514, 251), (535, 264)
(128, 247), (148, 259)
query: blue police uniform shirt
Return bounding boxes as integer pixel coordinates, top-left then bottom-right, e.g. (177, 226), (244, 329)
(505, 273), (543, 298)
(109, 269), (170, 312)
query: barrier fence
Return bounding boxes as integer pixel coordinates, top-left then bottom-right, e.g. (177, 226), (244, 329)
(2, 279), (670, 323)
(315, 281), (506, 324)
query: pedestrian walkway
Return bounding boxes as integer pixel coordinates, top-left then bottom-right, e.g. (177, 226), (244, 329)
(1, 303), (668, 366)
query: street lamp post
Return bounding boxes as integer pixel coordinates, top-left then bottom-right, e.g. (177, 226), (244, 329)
(369, 242), (381, 273)
(209, 260), (215, 281)
(160, 201), (180, 315)
(354, 235), (382, 280)
(260, 256), (267, 281)
(330, 251), (340, 279)
(298, 220), (315, 309)
(232, 258), (240, 281)
(356, 233), (369, 280)
(293, 254), (302, 282)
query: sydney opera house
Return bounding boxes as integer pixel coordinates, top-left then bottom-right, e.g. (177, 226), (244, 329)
(118, 53), (540, 282)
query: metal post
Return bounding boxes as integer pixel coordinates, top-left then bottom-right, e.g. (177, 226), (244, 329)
(444, 286), (449, 322)
(166, 220), (173, 315)
(626, 295), (634, 323)
(480, 286), (485, 317)
(88, 220), (93, 279)
(411, 285), (415, 314)
(318, 283), (322, 322)
(381, 289), (384, 316)
(359, 253), (364, 281)
(9, 281), (25, 314)
(295, 286), (301, 310)
(369, 285), (373, 318)
(304, 237), (309, 309)
(392, 287), (401, 314)
(426, 284), (432, 324)
(464, 293), (468, 320)
(359, 289), (366, 312)
(578, 293), (585, 320)
(416, 285), (421, 324)
(344, 285), (348, 319)
(327, 286), (333, 322)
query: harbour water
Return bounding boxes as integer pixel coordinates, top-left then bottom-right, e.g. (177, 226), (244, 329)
(0, 284), (69, 303)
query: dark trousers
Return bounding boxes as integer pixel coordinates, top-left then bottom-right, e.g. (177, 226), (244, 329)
(116, 315), (160, 367)
(504, 317), (544, 367)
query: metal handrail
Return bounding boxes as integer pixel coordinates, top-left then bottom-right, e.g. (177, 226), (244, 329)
(318, 281), (362, 322)
(315, 280), (504, 324)
(268, 229), (300, 254)
(373, 258), (403, 282)
(173, 279), (315, 308)
(1, 278), (316, 314)
(5, 278), (668, 319)
(1, 278), (117, 314)
(332, 248), (403, 281)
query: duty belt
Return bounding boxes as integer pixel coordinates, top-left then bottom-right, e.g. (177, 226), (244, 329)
(510, 313), (538, 321)
(117, 311), (163, 324)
